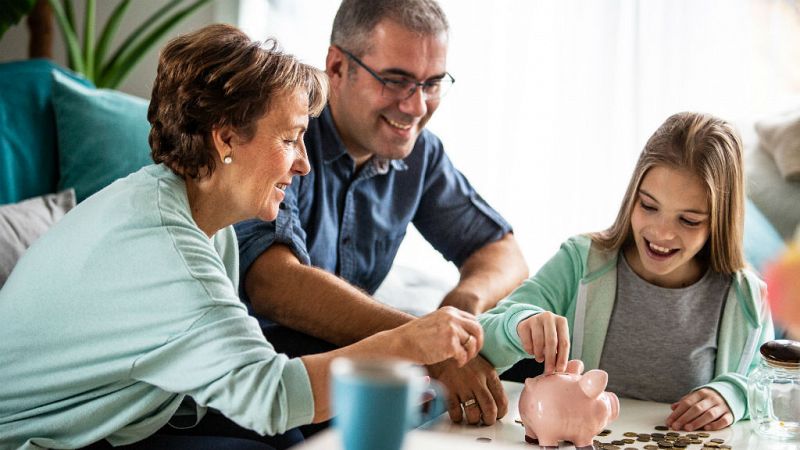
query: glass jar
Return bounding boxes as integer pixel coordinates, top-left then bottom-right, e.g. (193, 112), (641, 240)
(747, 340), (800, 441)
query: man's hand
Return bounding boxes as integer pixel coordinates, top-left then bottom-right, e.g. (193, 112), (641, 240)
(427, 356), (508, 426)
(666, 388), (733, 431)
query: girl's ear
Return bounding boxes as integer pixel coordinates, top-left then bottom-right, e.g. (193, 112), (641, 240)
(211, 126), (236, 163)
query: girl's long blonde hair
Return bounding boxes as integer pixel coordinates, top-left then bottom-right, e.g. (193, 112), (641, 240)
(591, 112), (745, 274)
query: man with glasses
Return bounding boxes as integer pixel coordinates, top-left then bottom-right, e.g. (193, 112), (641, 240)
(235, 0), (529, 427)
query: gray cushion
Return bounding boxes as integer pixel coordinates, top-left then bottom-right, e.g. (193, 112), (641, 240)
(0, 189), (76, 288)
(755, 108), (800, 182)
(746, 148), (800, 241)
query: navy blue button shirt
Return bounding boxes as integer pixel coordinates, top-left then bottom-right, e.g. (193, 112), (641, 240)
(235, 107), (511, 299)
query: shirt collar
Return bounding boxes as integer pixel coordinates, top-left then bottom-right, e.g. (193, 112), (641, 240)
(320, 105), (409, 173)
(320, 106), (350, 164)
(372, 157), (408, 174)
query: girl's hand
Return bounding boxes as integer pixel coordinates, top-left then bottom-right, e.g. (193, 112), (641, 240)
(516, 311), (570, 374)
(666, 388), (733, 431)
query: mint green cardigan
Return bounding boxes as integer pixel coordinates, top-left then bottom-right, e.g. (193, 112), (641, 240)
(479, 235), (774, 422)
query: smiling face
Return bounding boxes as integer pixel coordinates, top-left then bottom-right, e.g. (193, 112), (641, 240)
(228, 88), (311, 221)
(327, 19), (448, 165)
(624, 165), (711, 288)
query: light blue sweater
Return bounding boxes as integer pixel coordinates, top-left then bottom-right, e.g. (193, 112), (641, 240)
(0, 165), (314, 450)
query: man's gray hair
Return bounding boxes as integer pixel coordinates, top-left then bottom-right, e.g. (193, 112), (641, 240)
(330, 0), (449, 56)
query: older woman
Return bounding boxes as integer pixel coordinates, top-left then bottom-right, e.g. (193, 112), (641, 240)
(0, 24), (482, 450)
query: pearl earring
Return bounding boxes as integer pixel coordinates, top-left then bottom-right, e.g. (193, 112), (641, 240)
(223, 154), (233, 164)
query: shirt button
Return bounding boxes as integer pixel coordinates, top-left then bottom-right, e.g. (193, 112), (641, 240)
(279, 202), (286, 210)
(342, 236), (351, 245)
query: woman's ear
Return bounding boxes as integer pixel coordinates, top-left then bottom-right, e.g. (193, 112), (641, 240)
(211, 126), (236, 163)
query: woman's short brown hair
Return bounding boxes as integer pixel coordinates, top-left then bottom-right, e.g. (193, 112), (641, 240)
(148, 24), (328, 178)
(591, 112), (746, 274)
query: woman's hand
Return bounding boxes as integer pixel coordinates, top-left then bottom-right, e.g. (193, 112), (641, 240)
(666, 388), (733, 431)
(516, 311), (570, 374)
(389, 306), (483, 367)
(301, 306), (482, 424)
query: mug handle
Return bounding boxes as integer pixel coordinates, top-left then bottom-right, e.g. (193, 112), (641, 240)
(414, 379), (448, 427)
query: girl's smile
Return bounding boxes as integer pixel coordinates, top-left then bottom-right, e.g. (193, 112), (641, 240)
(625, 165), (711, 288)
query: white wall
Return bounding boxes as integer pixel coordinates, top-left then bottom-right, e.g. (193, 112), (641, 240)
(0, 1), (236, 98)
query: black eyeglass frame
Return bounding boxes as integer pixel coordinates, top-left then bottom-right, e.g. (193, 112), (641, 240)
(335, 45), (455, 101)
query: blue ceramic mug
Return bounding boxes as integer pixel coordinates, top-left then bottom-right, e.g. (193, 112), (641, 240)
(331, 357), (447, 450)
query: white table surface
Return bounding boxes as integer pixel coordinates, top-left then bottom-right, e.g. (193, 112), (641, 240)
(293, 381), (800, 450)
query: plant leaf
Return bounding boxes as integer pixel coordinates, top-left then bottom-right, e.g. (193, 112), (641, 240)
(100, 0), (214, 88)
(100, 0), (184, 80)
(83, 0), (96, 80)
(63, 0), (75, 33)
(94, 0), (131, 77)
(0, 0), (37, 40)
(47, 0), (84, 74)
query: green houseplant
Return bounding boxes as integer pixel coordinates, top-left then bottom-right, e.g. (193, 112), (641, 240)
(1, 0), (215, 88)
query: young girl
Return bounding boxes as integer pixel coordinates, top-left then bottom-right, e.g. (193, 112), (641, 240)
(479, 112), (774, 431)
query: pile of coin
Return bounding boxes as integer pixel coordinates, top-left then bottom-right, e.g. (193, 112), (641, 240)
(511, 420), (732, 449)
(591, 427), (732, 450)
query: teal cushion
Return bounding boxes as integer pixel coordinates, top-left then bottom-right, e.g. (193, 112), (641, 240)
(52, 70), (152, 202)
(0, 60), (90, 205)
(743, 197), (787, 273)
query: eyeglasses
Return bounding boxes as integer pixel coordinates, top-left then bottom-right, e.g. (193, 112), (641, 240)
(336, 45), (455, 101)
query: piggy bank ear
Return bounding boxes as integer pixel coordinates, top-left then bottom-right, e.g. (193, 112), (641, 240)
(578, 370), (608, 398)
(566, 360), (584, 374)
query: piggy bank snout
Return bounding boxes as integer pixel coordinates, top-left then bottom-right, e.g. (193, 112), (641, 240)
(605, 391), (620, 421)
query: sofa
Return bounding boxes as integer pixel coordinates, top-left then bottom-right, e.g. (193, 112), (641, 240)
(0, 59), (153, 287)
(742, 107), (800, 275)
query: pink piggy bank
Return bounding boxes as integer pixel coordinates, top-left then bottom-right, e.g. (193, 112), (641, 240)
(518, 360), (619, 447)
